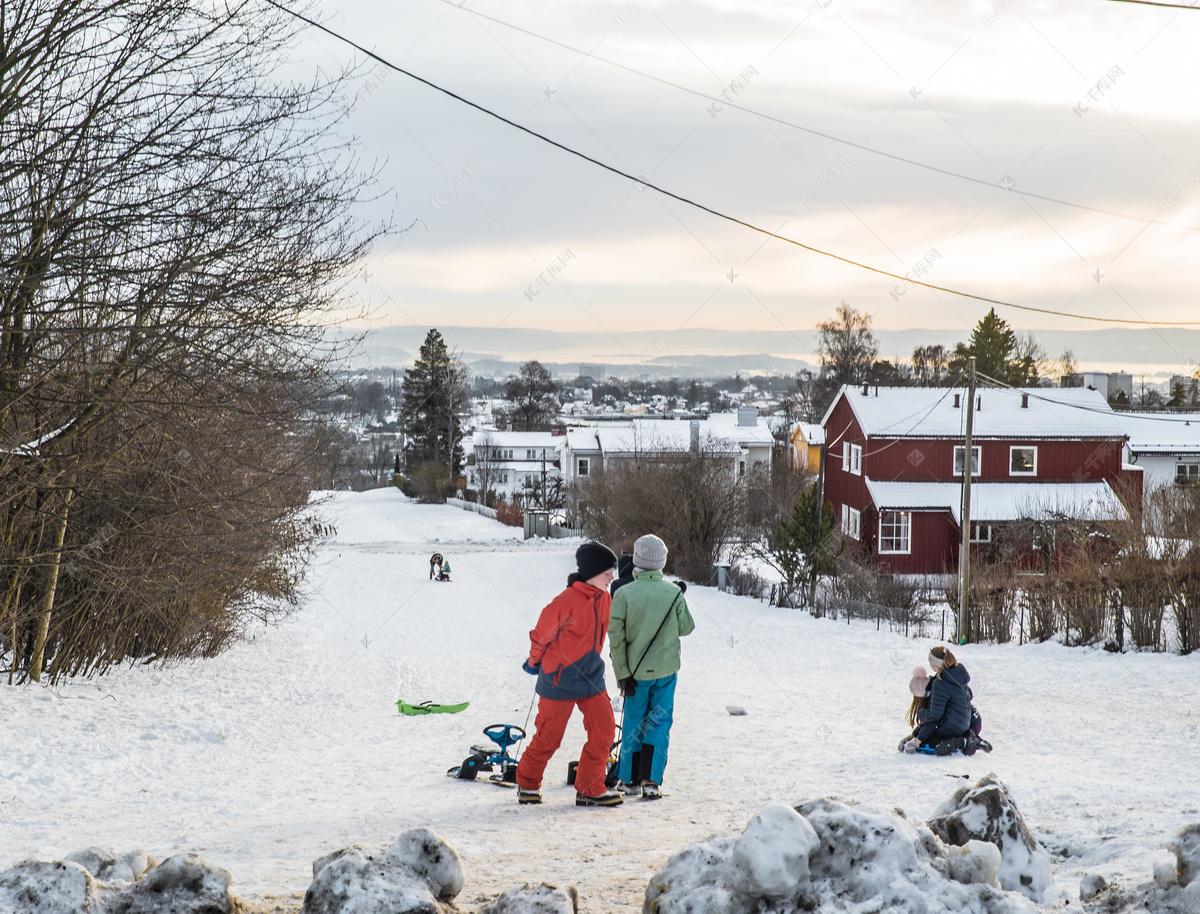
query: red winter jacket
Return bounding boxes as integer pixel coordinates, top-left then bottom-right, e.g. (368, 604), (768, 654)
(528, 579), (611, 700)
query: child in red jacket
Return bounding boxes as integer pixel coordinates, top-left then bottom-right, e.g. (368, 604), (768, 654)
(516, 542), (622, 807)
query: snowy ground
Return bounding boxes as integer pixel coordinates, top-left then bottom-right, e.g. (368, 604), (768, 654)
(1, 488), (1198, 911)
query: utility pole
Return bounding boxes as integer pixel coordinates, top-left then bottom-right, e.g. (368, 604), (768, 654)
(810, 441), (826, 608)
(957, 357), (977, 644)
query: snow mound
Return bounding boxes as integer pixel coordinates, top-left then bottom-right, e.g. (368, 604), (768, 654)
(1081, 822), (1200, 914)
(644, 796), (1039, 914)
(927, 772), (1054, 902)
(0, 853), (234, 914)
(478, 882), (578, 914)
(61, 848), (152, 885)
(0, 860), (97, 914)
(730, 803), (819, 897)
(302, 828), (463, 914)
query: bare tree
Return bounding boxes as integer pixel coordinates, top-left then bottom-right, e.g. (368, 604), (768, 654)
(0, 0), (381, 682)
(470, 431), (505, 507)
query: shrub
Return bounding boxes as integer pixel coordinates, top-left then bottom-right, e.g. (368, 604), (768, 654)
(495, 499), (524, 528)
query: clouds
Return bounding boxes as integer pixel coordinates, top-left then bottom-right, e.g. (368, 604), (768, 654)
(302, 0), (1200, 337)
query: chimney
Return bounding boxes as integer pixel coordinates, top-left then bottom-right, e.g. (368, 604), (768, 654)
(737, 407), (758, 427)
(861, 382), (869, 395)
(690, 419), (700, 450)
(977, 395), (982, 410)
(1021, 393), (1029, 408)
(953, 393), (961, 408)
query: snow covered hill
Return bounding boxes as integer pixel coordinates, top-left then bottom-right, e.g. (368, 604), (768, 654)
(1, 489), (1198, 911)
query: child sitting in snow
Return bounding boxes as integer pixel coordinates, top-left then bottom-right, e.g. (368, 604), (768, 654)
(898, 647), (991, 756)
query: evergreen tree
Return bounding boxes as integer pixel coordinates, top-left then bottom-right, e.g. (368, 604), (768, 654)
(766, 485), (842, 607)
(501, 360), (559, 430)
(401, 329), (467, 477)
(950, 308), (1043, 385)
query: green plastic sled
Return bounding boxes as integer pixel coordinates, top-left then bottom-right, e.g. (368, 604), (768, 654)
(397, 699), (470, 716)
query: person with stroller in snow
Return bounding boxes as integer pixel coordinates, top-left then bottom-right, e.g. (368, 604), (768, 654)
(608, 534), (695, 800)
(899, 646), (991, 756)
(429, 553), (444, 580)
(516, 542), (624, 808)
(437, 560), (451, 582)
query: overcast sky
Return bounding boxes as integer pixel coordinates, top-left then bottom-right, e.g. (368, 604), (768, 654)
(290, 0), (1200, 365)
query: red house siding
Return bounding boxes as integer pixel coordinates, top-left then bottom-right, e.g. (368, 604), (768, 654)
(822, 398), (870, 526)
(874, 511), (958, 576)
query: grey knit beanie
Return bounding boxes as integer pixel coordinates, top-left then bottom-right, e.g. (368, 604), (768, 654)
(632, 534), (668, 571)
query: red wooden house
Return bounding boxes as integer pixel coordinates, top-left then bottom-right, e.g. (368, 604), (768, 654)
(821, 385), (1142, 577)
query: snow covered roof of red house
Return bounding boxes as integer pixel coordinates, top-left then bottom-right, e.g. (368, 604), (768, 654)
(1118, 411), (1200, 454)
(824, 385), (1124, 439)
(864, 478), (1129, 522)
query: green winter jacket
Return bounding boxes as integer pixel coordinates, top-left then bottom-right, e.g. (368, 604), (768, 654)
(609, 570), (695, 681)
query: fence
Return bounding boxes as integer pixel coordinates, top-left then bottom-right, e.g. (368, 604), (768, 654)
(444, 496), (497, 519)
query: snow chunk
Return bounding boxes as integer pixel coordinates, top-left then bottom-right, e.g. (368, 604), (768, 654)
(383, 828), (463, 901)
(730, 804), (819, 897)
(1080, 873), (1109, 900)
(927, 773), (1054, 902)
(645, 797), (1040, 914)
(1154, 861), (1177, 889)
(479, 882), (578, 914)
(62, 848), (150, 885)
(1166, 823), (1200, 887)
(947, 840), (1002, 887)
(0, 860), (97, 914)
(120, 854), (236, 914)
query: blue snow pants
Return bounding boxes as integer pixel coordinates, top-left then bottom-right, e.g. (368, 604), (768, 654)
(618, 674), (677, 785)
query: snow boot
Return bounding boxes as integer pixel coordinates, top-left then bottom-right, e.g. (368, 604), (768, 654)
(615, 780), (641, 797)
(935, 736), (967, 756)
(641, 782), (662, 800)
(576, 790), (623, 807)
(901, 737), (921, 754)
(517, 787), (542, 805)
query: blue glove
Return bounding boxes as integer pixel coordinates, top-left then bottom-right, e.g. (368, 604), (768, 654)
(522, 660), (539, 676)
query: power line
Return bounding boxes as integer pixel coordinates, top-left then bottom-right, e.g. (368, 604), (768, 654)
(265, 0), (1200, 328)
(1097, 0), (1200, 9)
(444, 2), (1200, 235)
(974, 370), (1200, 424)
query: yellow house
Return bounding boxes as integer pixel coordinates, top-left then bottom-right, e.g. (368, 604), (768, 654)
(789, 422), (824, 471)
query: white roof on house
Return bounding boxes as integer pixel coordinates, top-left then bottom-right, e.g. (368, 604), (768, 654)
(825, 385), (1124, 439)
(1118, 412), (1200, 454)
(794, 422), (825, 446)
(564, 413), (774, 456)
(864, 478), (1129, 523)
(469, 431), (562, 448)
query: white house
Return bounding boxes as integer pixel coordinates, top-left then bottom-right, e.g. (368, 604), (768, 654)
(559, 408), (775, 484)
(465, 430), (563, 502)
(1120, 412), (1200, 488)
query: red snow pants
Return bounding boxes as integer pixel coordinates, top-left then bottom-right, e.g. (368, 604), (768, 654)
(516, 691), (615, 797)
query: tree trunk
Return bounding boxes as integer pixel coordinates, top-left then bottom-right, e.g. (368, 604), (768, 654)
(29, 488), (72, 682)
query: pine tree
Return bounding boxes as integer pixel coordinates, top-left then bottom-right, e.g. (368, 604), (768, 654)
(950, 308), (1043, 385)
(401, 329), (467, 478)
(767, 485), (841, 607)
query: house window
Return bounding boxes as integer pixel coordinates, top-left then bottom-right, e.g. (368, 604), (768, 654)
(842, 442), (851, 472)
(879, 511), (910, 554)
(970, 523), (992, 543)
(850, 443), (862, 476)
(738, 460), (746, 477)
(841, 504), (861, 540)
(953, 445), (981, 476)
(499, 473), (508, 484)
(1010, 447), (1037, 476)
(577, 457), (590, 477)
(1176, 463), (1200, 485)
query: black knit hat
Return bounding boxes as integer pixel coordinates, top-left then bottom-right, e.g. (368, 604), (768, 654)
(575, 542), (617, 582)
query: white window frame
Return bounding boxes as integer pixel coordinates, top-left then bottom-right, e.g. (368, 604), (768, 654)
(841, 504), (861, 540)
(1009, 446), (1037, 476)
(577, 457), (590, 477)
(1176, 462), (1199, 485)
(842, 442), (851, 471)
(850, 443), (862, 476)
(970, 523), (992, 543)
(878, 510), (910, 554)
(953, 445), (982, 477)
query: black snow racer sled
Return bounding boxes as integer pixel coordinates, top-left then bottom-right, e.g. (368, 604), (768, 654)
(447, 724), (525, 786)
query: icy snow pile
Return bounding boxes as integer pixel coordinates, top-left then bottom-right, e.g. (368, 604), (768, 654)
(644, 777), (1050, 914)
(302, 827), (464, 914)
(478, 883), (578, 914)
(1082, 823), (1200, 914)
(0, 852), (236, 914)
(926, 772), (1054, 902)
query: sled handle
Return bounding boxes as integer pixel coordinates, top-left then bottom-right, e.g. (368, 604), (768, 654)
(483, 724), (526, 752)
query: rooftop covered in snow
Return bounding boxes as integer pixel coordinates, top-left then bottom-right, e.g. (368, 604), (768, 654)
(825, 385), (1125, 440)
(864, 478), (1129, 522)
